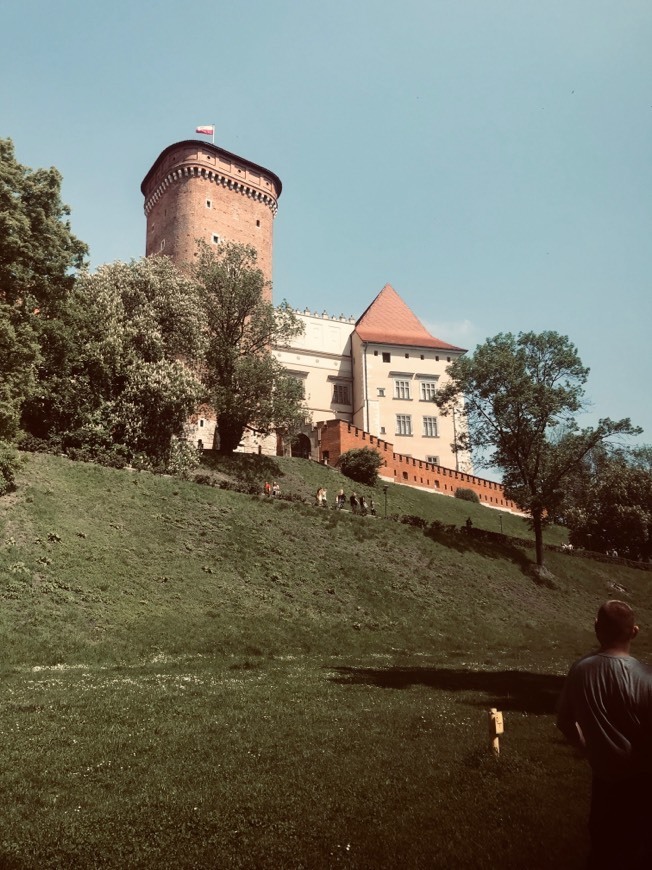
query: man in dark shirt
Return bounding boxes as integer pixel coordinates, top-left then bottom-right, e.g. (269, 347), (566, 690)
(557, 600), (652, 869)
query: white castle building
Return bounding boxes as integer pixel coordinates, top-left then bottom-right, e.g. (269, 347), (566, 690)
(142, 140), (471, 473)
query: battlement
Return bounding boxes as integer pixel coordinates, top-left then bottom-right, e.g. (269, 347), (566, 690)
(292, 308), (356, 324)
(315, 419), (521, 513)
(141, 140), (280, 286)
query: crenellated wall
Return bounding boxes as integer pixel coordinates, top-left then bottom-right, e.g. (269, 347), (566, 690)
(315, 419), (521, 513)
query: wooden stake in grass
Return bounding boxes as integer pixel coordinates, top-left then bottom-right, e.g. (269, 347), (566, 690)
(488, 708), (504, 755)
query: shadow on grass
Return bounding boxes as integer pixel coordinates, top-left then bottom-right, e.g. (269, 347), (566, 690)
(328, 665), (564, 714)
(200, 452), (283, 485)
(426, 527), (537, 577)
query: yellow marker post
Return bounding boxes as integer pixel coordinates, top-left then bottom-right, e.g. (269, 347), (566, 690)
(488, 708), (504, 755)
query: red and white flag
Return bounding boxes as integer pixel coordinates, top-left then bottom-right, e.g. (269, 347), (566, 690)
(195, 125), (214, 136)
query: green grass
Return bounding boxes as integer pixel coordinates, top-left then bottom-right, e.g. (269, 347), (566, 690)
(0, 453), (650, 867)
(0, 654), (589, 869)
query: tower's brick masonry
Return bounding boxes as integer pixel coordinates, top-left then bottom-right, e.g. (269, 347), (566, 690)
(141, 141), (282, 290)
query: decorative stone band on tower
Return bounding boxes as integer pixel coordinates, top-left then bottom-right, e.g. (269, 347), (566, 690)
(141, 140), (282, 291)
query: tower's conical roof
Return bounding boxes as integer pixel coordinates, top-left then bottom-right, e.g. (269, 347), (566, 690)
(355, 284), (465, 351)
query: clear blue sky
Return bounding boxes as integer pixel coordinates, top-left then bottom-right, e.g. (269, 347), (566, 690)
(3, 0), (651, 448)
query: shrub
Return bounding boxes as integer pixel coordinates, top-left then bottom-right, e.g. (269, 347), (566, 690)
(16, 433), (53, 453)
(338, 447), (383, 486)
(400, 514), (428, 529)
(0, 441), (23, 496)
(455, 487), (480, 504)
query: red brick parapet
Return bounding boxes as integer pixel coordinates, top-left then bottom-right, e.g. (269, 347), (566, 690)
(315, 418), (521, 513)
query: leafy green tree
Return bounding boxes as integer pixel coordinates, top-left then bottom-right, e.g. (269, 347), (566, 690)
(194, 242), (305, 454)
(338, 447), (384, 486)
(0, 139), (87, 491)
(0, 138), (87, 314)
(22, 257), (205, 467)
(564, 447), (652, 560)
(0, 302), (40, 441)
(436, 331), (640, 566)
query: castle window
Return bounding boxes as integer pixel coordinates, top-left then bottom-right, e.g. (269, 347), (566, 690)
(333, 384), (350, 405)
(426, 455), (440, 465)
(423, 416), (438, 437)
(212, 234), (220, 244)
(394, 379), (411, 400)
(377, 387), (385, 397)
(405, 353), (409, 358)
(206, 199), (212, 208)
(435, 356), (440, 362)
(256, 219), (260, 227)
(420, 381), (437, 402)
(382, 352), (391, 363)
(396, 414), (412, 436)
(447, 357), (451, 362)
(160, 239), (165, 251)
(380, 427), (386, 434)
(199, 419), (204, 428)
(374, 350), (378, 356)
(420, 355), (424, 360)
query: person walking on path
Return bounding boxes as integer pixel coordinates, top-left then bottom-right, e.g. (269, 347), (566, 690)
(557, 600), (652, 869)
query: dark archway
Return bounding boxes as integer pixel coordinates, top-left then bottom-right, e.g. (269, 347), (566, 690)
(291, 433), (311, 459)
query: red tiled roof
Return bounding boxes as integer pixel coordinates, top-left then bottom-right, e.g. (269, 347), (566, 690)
(355, 284), (465, 352)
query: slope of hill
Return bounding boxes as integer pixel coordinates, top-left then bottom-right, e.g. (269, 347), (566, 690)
(1, 453), (649, 669)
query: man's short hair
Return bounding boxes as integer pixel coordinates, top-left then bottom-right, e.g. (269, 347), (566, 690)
(596, 600), (635, 643)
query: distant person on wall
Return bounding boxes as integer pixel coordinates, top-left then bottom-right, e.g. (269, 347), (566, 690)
(557, 600), (652, 869)
(264, 481), (271, 497)
(321, 488), (328, 508)
(337, 489), (345, 510)
(272, 482), (280, 498)
(359, 496), (368, 515)
(349, 493), (358, 513)
(316, 487), (323, 507)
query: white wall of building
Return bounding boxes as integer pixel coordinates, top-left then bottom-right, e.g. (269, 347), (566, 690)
(274, 310), (355, 425)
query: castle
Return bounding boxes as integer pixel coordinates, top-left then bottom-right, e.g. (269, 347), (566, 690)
(141, 140), (519, 511)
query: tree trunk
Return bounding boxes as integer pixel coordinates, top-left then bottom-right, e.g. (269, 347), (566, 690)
(532, 510), (545, 566)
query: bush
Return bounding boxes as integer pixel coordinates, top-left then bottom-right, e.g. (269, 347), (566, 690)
(0, 441), (23, 496)
(338, 447), (383, 486)
(455, 487), (480, 504)
(400, 514), (428, 529)
(16, 433), (53, 453)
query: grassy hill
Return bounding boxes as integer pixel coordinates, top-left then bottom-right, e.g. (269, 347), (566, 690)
(1, 452), (649, 668)
(1, 453), (651, 868)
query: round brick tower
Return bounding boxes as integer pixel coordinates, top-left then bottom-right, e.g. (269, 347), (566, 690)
(141, 140), (282, 293)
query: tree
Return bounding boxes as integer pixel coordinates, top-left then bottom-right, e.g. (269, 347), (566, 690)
(338, 447), (384, 486)
(436, 331), (641, 566)
(21, 256), (206, 467)
(0, 138), (87, 315)
(564, 447), (652, 560)
(0, 301), (40, 441)
(193, 242), (305, 454)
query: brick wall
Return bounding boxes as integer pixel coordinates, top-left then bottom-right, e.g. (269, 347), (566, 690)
(142, 142), (280, 287)
(315, 419), (521, 513)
